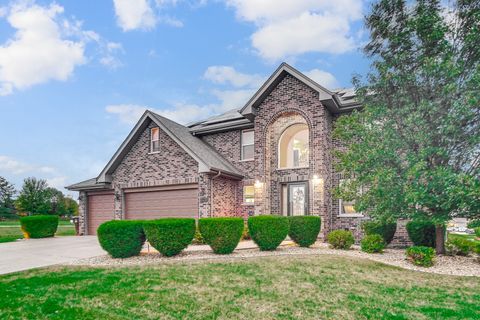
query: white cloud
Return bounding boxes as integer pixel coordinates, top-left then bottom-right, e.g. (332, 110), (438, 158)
(303, 69), (339, 89)
(113, 0), (156, 31)
(46, 176), (68, 190)
(100, 42), (124, 69)
(0, 2), (121, 96)
(204, 66), (263, 88)
(0, 155), (55, 175)
(212, 88), (254, 108)
(0, 2), (86, 95)
(113, 0), (183, 31)
(226, 0), (364, 60)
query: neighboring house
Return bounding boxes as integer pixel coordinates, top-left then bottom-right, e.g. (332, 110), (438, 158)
(67, 63), (408, 244)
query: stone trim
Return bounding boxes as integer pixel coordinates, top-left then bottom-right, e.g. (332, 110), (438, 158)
(115, 177), (199, 189)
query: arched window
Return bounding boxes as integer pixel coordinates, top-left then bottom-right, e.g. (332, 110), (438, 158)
(278, 124), (309, 168)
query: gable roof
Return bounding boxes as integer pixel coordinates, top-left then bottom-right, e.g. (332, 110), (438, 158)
(66, 178), (110, 191)
(240, 62), (361, 119)
(88, 111), (242, 185)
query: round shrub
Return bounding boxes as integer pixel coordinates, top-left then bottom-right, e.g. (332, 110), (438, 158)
(467, 219), (480, 229)
(406, 220), (436, 247)
(361, 234), (385, 253)
(97, 220), (146, 258)
(406, 246), (435, 267)
(327, 230), (354, 250)
(20, 215), (58, 238)
(475, 227), (480, 238)
(199, 217), (244, 254)
(144, 218), (195, 257)
(248, 215), (289, 251)
(361, 220), (397, 244)
(445, 235), (474, 256)
(288, 216), (321, 247)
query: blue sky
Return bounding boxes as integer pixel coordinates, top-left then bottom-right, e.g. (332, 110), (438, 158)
(0, 0), (371, 195)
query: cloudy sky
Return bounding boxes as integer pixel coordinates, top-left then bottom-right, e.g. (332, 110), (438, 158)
(0, 0), (371, 195)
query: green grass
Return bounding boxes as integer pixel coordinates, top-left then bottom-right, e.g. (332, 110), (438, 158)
(0, 221), (75, 243)
(0, 255), (478, 320)
(448, 233), (480, 245)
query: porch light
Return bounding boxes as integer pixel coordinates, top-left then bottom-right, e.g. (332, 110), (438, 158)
(254, 180), (263, 188)
(311, 175), (322, 184)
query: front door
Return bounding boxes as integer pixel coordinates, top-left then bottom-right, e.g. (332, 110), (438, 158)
(284, 182), (308, 216)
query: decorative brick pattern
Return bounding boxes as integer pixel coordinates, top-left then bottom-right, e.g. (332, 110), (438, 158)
(78, 191), (87, 235)
(211, 176), (239, 217)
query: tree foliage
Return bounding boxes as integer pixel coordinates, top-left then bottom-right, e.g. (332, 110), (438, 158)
(15, 177), (77, 216)
(0, 176), (16, 214)
(334, 0), (480, 251)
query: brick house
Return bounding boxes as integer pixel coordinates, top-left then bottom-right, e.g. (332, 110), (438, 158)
(67, 63), (409, 244)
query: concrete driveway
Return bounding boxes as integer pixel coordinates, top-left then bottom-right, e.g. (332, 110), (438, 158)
(0, 236), (104, 275)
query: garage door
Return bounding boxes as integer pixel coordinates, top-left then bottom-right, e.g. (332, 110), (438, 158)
(125, 185), (198, 220)
(87, 192), (114, 235)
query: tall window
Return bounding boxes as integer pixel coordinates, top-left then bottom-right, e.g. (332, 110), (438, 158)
(338, 179), (363, 216)
(151, 127), (160, 153)
(278, 124), (309, 168)
(243, 185), (255, 203)
(241, 129), (254, 160)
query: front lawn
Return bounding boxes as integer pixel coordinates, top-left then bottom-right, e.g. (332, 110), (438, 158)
(0, 220), (75, 243)
(0, 255), (478, 319)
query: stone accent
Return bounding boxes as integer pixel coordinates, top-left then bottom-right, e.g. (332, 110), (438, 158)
(198, 173), (211, 218)
(78, 191), (87, 235)
(390, 219), (413, 248)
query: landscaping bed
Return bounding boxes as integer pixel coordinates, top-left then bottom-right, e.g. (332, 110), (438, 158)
(69, 241), (480, 277)
(0, 220), (75, 243)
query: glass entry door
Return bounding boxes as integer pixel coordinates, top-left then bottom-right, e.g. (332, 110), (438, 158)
(286, 182), (308, 216)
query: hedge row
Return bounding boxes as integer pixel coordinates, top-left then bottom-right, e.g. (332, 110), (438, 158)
(97, 215), (323, 258)
(20, 215), (59, 238)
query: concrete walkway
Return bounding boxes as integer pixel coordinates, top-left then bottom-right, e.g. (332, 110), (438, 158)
(0, 236), (104, 275)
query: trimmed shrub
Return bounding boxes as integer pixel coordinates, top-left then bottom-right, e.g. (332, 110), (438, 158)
(406, 246), (435, 267)
(97, 220), (146, 258)
(288, 216), (321, 247)
(361, 234), (385, 253)
(248, 215), (289, 251)
(361, 220), (397, 244)
(446, 235), (474, 256)
(199, 217), (244, 254)
(467, 219), (480, 229)
(20, 215), (58, 238)
(144, 218), (195, 257)
(406, 220), (436, 247)
(327, 230), (355, 250)
(475, 227), (480, 238)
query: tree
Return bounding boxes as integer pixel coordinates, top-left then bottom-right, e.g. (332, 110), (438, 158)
(15, 178), (51, 215)
(0, 176), (16, 216)
(334, 0), (480, 253)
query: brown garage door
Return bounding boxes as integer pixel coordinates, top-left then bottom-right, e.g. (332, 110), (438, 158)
(87, 192), (114, 235)
(125, 185), (198, 220)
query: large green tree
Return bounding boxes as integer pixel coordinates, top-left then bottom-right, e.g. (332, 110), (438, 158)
(15, 178), (51, 215)
(0, 176), (16, 216)
(334, 0), (480, 253)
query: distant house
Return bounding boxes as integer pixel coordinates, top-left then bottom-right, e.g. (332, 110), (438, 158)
(67, 63), (407, 243)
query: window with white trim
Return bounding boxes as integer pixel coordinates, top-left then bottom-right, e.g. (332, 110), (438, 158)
(338, 179), (363, 216)
(243, 185), (255, 203)
(278, 124), (309, 168)
(241, 129), (254, 160)
(150, 127), (160, 153)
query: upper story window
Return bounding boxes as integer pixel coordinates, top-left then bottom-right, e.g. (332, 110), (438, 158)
(241, 129), (254, 160)
(150, 127), (160, 153)
(278, 124), (309, 169)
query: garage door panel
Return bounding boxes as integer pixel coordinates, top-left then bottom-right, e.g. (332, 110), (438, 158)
(87, 193), (114, 235)
(125, 187), (198, 220)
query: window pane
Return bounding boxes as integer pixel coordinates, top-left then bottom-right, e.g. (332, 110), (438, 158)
(151, 128), (159, 141)
(242, 145), (254, 160)
(342, 201), (357, 214)
(278, 124), (309, 168)
(243, 185), (255, 203)
(242, 130), (254, 145)
(151, 140), (160, 152)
